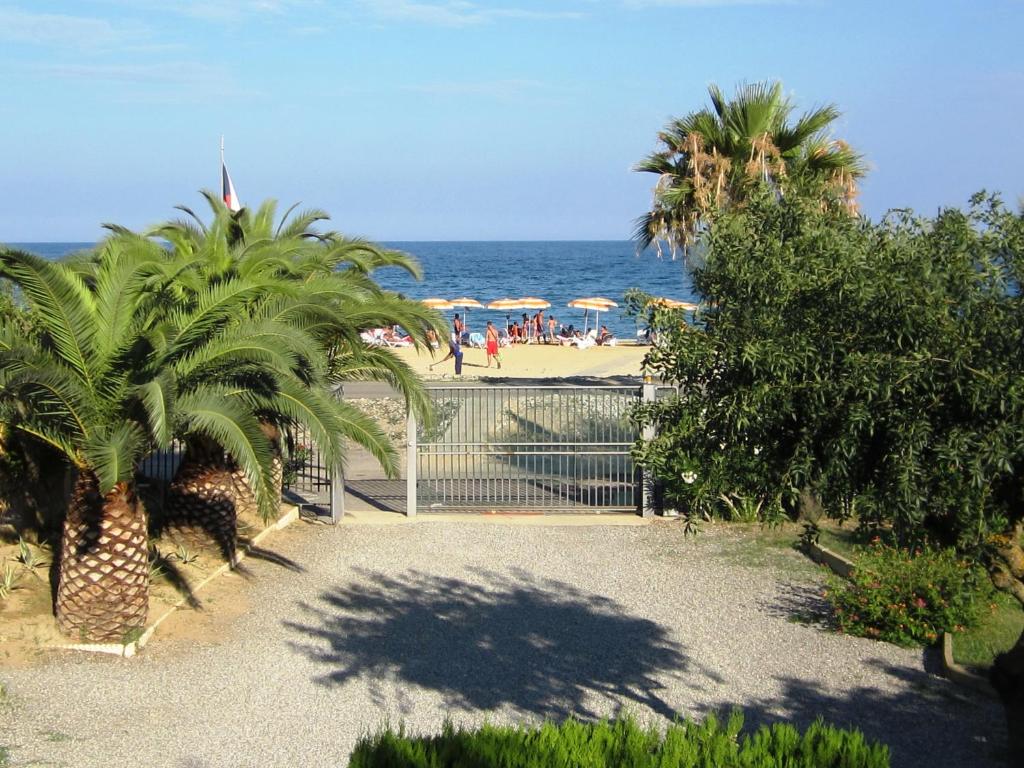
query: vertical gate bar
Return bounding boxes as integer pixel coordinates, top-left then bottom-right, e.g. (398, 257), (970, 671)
(475, 389), (480, 507)
(329, 462), (344, 522)
(515, 388), (520, 508)
(407, 407), (417, 517)
(641, 382), (654, 517)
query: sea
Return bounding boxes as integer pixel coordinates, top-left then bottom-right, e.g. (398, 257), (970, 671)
(8, 241), (696, 339)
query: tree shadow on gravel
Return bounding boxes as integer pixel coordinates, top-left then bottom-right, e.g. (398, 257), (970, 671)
(284, 566), (720, 720)
(695, 659), (1008, 768)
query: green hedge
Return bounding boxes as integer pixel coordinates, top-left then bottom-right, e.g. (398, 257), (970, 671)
(348, 711), (889, 768)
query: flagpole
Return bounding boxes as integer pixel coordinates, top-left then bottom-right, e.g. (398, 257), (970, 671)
(220, 135), (225, 205)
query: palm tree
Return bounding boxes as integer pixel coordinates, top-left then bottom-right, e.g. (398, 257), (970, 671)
(634, 81), (866, 255)
(0, 242), (283, 640)
(147, 196), (444, 551)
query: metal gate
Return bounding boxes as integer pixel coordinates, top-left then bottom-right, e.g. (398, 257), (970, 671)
(408, 385), (649, 514)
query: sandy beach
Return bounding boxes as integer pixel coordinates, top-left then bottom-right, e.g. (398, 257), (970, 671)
(392, 341), (649, 381)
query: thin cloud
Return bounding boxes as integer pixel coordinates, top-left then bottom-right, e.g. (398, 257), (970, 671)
(0, 7), (147, 48)
(95, 0), (321, 22)
(623, 0), (798, 6)
(26, 60), (261, 102)
(404, 78), (547, 96)
(355, 0), (583, 26)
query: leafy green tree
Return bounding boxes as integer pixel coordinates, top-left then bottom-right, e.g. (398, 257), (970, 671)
(634, 81), (866, 255)
(636, 189), (1022, 551)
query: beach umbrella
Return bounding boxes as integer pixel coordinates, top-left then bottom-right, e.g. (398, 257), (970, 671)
(421, 297), (455, 310)
(568, 297), (618, 333)
(449, 297), (484, 327)
(648, 297), (698, 311)
(517, 297), (551, 310)
(487, 298), (524, 329)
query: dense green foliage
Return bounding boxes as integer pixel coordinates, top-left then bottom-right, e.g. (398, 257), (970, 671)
(141, 194), (445, 479)
(826, 545), (991, 646)
(635, 190), (1024, 553)
(634, 81), (865, 254)
(349, 712), (889, 768)
(0, 239), (327, 514)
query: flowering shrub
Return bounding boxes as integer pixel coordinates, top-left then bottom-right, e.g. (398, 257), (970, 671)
(826, 544), (991, 647)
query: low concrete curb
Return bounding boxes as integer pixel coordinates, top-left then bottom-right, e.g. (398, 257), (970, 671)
(60, 505), (300, 658)
(941, 632), (999, 698)
(804, 541), (855, 578)
(804, 540), (998, 697)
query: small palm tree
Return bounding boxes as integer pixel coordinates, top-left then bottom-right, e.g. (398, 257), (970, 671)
(0, 243), (284, 640)
(635, 81), (866, 255)
(146, 196), (444, 550)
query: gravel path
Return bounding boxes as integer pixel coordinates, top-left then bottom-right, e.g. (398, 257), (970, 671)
(0, 520), (1006, 767)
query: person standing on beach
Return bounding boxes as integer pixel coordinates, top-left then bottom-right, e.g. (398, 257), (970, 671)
(430, 331), (463, 375)
(547, 314), (556, 344)
(453, 313), (464, 342)
(534, 310), (545, 344)
(485, 320), (502, 369)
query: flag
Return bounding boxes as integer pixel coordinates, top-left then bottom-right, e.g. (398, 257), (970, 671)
(221, 158), (241, 212)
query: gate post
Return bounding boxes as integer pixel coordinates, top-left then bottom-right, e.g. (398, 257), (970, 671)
(640, 380), (657, 518)
(406, 409), (417, 517)
(328, 463), (345, 523)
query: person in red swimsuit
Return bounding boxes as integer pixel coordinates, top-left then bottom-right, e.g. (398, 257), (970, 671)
(485, 320), (502, 369)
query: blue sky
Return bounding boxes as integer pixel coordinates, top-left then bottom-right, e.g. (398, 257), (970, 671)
(1, 0), (1022, 241)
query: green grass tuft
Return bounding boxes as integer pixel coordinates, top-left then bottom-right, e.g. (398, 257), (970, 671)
(953, 590), (1024, 669)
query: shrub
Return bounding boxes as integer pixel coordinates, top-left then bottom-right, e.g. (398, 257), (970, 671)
(826, 544), (992, 646)
(634, 190), (1024, 555)
(348, 711), (890, 768)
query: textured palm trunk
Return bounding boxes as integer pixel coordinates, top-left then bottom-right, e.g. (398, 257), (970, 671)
(164, 427), (282, 562)
(55, 472), (149, 643)
(164, 438), (245, 562)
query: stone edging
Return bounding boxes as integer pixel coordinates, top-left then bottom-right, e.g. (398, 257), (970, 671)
(59, 505), (300, 658)
(941, 631), (998, 698)
(804, 541), (854, 578)
(803, 540), (997, 698)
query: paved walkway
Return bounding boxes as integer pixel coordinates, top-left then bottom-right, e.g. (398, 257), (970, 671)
(0, 520), (1006, 768)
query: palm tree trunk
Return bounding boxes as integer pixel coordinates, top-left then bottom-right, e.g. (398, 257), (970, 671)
(55, 472), (149, 643)
(164, 426), (282, 562)
(164, 437), (242, 562)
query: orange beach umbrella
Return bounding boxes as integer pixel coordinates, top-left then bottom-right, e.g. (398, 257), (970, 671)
(567, 297), (618, 333)
(449, 297), (483, 309)
(648, 297), (698, 311)
(421, 297), (454, 310)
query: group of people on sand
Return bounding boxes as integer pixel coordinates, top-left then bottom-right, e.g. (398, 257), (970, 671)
(428, 311), (616, 375)
(507, 310), (555, 344)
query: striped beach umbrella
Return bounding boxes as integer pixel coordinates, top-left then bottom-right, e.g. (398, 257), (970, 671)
(421, 297), (454, 310)
(648, 297), (698, 311)
(449, 297), (484, 327)
(568, 297), (618, 333)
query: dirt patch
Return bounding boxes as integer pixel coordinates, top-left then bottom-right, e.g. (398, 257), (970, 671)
(0, 505), (304, 666)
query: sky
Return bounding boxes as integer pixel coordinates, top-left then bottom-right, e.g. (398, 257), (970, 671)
(1, 0), (1022, 241)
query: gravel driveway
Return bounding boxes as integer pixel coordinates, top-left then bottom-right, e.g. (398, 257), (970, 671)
(0, 519), (1007, 767)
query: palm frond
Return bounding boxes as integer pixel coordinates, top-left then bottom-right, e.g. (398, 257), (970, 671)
(82, 421), (148, 492)
(0, 249), (97, 390)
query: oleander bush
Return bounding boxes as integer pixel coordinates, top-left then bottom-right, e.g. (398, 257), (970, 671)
(826, 544), (992, 646)
(348, 711), (890, 768)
